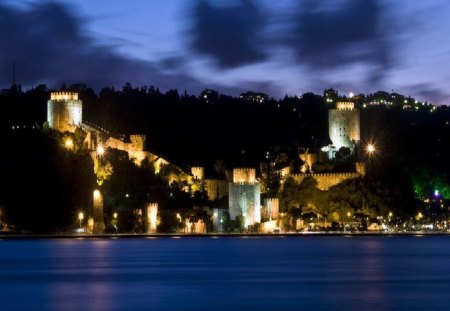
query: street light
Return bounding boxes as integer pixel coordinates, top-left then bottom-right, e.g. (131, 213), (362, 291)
(93, 189), (101, 200)
(65, 138), (73, 149)
(366, 143), (376, 154)
(113, 212), (118, 233)
(97, 145), (105, 156)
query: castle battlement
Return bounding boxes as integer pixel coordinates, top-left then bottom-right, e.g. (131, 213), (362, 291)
(290, 172), (362, 191)
(336, 102), (354, 111)
(291, 172), (360, 178)
(191, 167), (204, 180)
(47, 92), (82, 133)
(129, 134), (146, 151)
(232, 182), (259, 186)
(233, 168), (256, 183)
(50, 92), (79, 101)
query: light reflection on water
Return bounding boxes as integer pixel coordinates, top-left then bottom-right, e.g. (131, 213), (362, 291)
(0, 236), (450, 310)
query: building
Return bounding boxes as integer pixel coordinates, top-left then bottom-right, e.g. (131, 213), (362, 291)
(239, 91), (269, 104)
(200, 89), (219, 104)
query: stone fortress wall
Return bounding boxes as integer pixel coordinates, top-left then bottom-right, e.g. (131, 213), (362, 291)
(291, 172), (361, 191)
(105, 134), (147, 164)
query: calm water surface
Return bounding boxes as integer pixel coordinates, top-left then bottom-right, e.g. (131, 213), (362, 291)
(1, 236), (450, 310)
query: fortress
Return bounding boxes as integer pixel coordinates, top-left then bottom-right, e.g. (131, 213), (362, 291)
(47, 92), (365, 232)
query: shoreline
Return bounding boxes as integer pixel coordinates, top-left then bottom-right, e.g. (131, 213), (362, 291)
(1, 231), (450, 239)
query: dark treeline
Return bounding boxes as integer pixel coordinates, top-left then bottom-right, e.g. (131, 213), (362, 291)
(1, 83), (330, 169)
(82, 83), (330, 168)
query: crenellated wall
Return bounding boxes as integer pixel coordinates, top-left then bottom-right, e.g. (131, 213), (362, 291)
(129, 135), (146, 151)
(233, 168), (256, 183)
(336, 102), (354, 111)
(105, 135), (147, 164)
(291, 172), (361, 191)
(50, 92), (79, 101)
(191, 167), (205, 180)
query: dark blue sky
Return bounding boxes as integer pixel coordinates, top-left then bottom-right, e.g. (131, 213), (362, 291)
(2, 0), (450, 104)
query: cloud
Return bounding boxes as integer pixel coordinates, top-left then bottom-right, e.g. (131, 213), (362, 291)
(0, 1), (201, 92)
(405, 83), (450, 105)
(189, 0), (266, 68)
(289, 0), (392, 84)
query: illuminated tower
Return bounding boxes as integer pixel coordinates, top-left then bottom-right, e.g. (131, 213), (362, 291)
(47, 92), (82, 132)
(328, 102), (360, 153)
(228, 168), (261, 228)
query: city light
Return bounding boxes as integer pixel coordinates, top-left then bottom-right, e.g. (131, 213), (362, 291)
(97, 145), (105, 156)
(366, 143), (376, 154)
(65, 138), (73, 149)
(78, 211), (84, 228)
(93, 189), (101, 200)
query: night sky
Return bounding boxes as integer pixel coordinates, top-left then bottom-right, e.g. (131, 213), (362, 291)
(2, 0), (450, 104)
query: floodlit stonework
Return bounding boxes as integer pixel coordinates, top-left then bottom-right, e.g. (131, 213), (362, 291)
(47, 92), (82, 132)
(145, 203), (158, 233)
(329, 102), (360, 152)
(229, 168), (261, 227)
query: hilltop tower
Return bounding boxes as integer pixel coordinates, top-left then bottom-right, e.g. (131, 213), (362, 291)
(47, 92), (82, 133)
(328, 102), (360, 154)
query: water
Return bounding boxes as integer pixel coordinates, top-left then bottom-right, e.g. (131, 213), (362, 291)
(1, 236), (450, 311)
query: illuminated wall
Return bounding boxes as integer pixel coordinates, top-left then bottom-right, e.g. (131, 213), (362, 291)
(355, 162), (366, 176)
(211, 208), (225, 232)
(93, 189), (105, 234)
(233, 168), (256, 183)
(291, 172), (361, 191)
(328, 102), (360, 151)
(191, 167), (204, 180)
(47, 92), (82, 133)
(229, 183), (261, 227)
(205, 179), (228, 201)
(262, 198), (279, 221)
(145, 203), (158, 233)
(299, 151), (319, 173)
(105, 135), (147, 164)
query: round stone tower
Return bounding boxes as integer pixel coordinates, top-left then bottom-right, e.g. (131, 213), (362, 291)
(328, 101), (360, 152)
(47, 92), (82, 133)
(229, 168), (260, 228)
